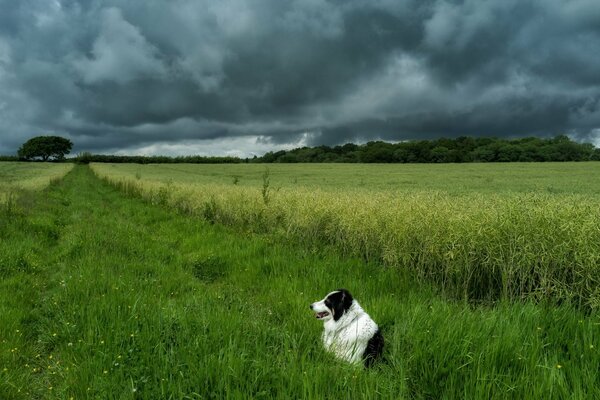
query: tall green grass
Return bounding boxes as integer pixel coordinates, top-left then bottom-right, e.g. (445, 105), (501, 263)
(1, 165), (599, 399)
(90, 163), (600, 308)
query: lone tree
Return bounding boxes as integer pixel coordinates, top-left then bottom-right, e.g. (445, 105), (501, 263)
(18, 136), (73, 161)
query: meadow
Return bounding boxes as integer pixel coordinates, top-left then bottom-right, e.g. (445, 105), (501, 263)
(0, 162), (73, 204)
(1, 162), (599, 399)
(91, 162), (600, 194)
(91, 162), (600, 308)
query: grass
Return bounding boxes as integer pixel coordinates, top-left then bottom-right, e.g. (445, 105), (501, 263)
(90, 162), (600, 308)
(0, 162), (73, 204)
(0, 165), (599, 399)
(88, 162), (600, 195)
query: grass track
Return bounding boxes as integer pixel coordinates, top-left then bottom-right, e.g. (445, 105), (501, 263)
(1, 165), (599, 399)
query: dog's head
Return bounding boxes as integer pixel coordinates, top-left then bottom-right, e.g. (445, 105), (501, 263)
(310, 289), (354, 322)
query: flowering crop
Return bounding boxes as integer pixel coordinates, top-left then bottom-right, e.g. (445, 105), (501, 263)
(90, 163), (600, 307)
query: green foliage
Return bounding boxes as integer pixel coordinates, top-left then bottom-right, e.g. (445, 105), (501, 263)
(33, 135), (600, 164)
(201, 196), (219, 223)
(1, 166), (599, 398)
(17, 136), (73, 161)
(261, 168), (271, 205)
(73, 153), (242, 164)
(75, 151), (93, 164)
(0, 162), (73, 203)
(185, 252), (229, 282)
(91, 162), (600, 308)
(256, 135), (599, 163)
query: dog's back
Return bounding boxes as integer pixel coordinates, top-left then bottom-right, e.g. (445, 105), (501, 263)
(363, 328), (384, 367)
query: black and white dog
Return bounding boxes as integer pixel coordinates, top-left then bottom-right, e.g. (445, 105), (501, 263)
(310, 289), (383, 367)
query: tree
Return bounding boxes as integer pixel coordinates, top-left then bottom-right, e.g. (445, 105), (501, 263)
(18, 136), (73, 161)
(361, 141), (395, 163)
(430, 146), (450, 162)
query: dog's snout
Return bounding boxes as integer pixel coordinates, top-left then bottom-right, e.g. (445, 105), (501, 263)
(309, 304), (314, 310)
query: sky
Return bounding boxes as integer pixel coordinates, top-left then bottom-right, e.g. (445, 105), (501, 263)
(1, 0), (600, 157)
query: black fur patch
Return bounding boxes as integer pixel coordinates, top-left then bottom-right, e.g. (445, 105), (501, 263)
(363, 329), (384, 368)
(326, 289), (354, 321)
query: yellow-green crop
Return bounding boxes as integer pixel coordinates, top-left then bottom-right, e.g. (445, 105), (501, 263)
(90, 162), (600, 307)
(0, 162), (73, 203)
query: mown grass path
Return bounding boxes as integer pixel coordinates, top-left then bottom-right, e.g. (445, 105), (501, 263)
(1, 165), (599, 399)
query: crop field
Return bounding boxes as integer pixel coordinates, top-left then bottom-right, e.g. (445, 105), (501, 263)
(0, 162), (73, 204)
(1, 163), (599, 399)
(92, 162), (600, 194)
(91, 162), (600, 307)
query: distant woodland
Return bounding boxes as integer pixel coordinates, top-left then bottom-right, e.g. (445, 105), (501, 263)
(2, 135), (599, 164)
(259, 135), (600, 163)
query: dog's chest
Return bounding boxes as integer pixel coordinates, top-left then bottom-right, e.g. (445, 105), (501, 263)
(322, 322), (360, 346)
(322, 315), (375, 363)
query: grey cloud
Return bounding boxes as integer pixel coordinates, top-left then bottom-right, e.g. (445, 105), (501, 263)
(73, 8), (167, 85)
(0, 0), (599, 156)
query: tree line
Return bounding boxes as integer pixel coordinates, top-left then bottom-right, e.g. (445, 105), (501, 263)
(74, 153), (242, 164)
(4, 135), (600, 163)
(258, 136), (600, 163)
(6, 152), (242, 164)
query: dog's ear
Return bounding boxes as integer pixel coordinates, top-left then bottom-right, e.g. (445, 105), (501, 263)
(331, 289), (353, 321)
(339, 289), (353, 310)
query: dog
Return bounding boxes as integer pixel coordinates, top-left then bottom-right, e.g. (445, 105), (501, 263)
(310, 289), (383, 367)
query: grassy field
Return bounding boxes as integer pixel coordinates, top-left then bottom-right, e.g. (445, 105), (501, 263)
(91, 162), (600, 308)
(0, 162), (73, 204)
(90, 162), (600, 194)
(1, 164), (599, 399)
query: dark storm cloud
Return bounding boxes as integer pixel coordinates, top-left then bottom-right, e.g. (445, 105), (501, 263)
(0, 0), (599, 155)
